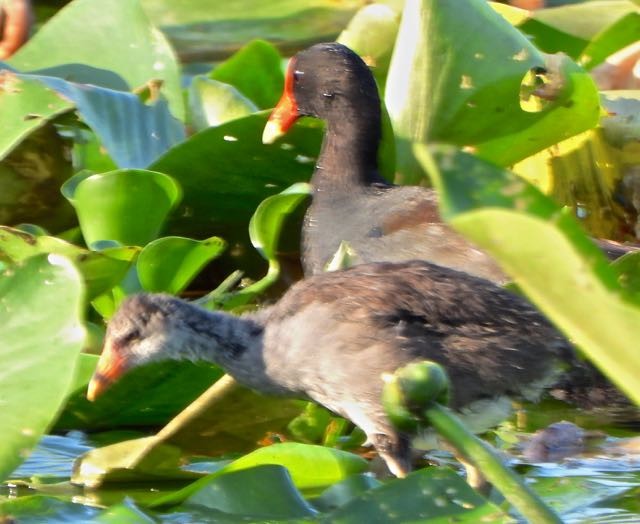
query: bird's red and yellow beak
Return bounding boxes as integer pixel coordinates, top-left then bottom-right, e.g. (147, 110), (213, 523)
(86, 338), (128, 401)
(262, 59), (300, 144)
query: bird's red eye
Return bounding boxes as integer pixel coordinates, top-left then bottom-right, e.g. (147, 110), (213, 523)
(293, 70), (303, 83)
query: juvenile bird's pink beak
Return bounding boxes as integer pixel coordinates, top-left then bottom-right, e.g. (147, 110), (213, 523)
(262, 59), (300, 144)
(86, 338), (127, 401)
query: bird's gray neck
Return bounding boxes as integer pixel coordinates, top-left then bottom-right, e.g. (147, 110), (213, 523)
(173, 305), (290, 395)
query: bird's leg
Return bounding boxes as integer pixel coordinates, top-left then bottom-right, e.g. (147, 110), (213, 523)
(457, 454), (491, 495)
(371, 432), (412, 478)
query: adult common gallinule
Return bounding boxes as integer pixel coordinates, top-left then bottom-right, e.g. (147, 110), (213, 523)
(262, 42), (638, 279)
(87, 260), (616, 477)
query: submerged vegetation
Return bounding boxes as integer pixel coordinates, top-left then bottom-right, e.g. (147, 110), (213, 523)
(1, 0), (639, 521)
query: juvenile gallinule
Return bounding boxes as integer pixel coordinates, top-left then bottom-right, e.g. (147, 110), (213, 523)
(87, 260), (616, 477)
(262, 42), (638, 279)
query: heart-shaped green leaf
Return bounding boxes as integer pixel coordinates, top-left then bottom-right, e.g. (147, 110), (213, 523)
(137, 236), (227, 294)
(63, 169), (182, 247)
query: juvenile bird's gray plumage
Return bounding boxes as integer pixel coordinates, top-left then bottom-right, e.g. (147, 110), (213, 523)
(89, 260), (623, 477)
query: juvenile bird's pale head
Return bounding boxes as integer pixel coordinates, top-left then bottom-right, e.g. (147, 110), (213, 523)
(86, 294), (187, 401)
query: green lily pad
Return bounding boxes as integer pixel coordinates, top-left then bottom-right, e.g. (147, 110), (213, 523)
(63, 169), (182, 247)
(152, 442), (368, 507)
(137, 236), (227, 294)
(8, 0), (184, 120)
(0, 255), (85, 481)
(327, 467), (509, 522)
(416, 143), (640, 406)
(183, 465), (317, 518)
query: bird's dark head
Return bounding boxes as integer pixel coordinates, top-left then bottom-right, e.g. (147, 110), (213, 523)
(262, 42), (380, 144)
(87, 294), (187, 401)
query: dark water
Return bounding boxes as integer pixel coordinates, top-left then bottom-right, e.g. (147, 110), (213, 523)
(3, 403), (640, 523)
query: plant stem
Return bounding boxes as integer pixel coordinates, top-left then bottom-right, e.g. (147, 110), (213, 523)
(424, 403), (561, 524)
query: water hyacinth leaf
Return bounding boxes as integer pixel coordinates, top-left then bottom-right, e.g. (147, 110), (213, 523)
(0, 72), (72, 160)
(137, 236), (227, 294)
(63, 169), (182, 247)
(416, 144), (640, 405)
(153, 442), (368, 507)
(210, 39), (284, 109)
(337, 3), (401, 83)
(141, 0), (365, 62)
(56, 360), (224, 431)
(152, 112), (321, 244)
(8, 0), (184, 120)
(327, 467), (509, 522)
(189, 77), (258, 131)
(183, 465), (316, 518)
(385, 0), (599, 180)
(0, 226), (137, 299)
(213, 442), (368, 491)
(249, 182), (311, 262)
(22, 74), (186, 169)
(514, 1), (639, 58)
(578, 12), (640, 70)
(0, 255), (85, 482)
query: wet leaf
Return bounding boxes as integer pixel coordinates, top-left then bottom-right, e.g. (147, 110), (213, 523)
(137, 236), (227, 294)
(0, 255), (84, 481)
